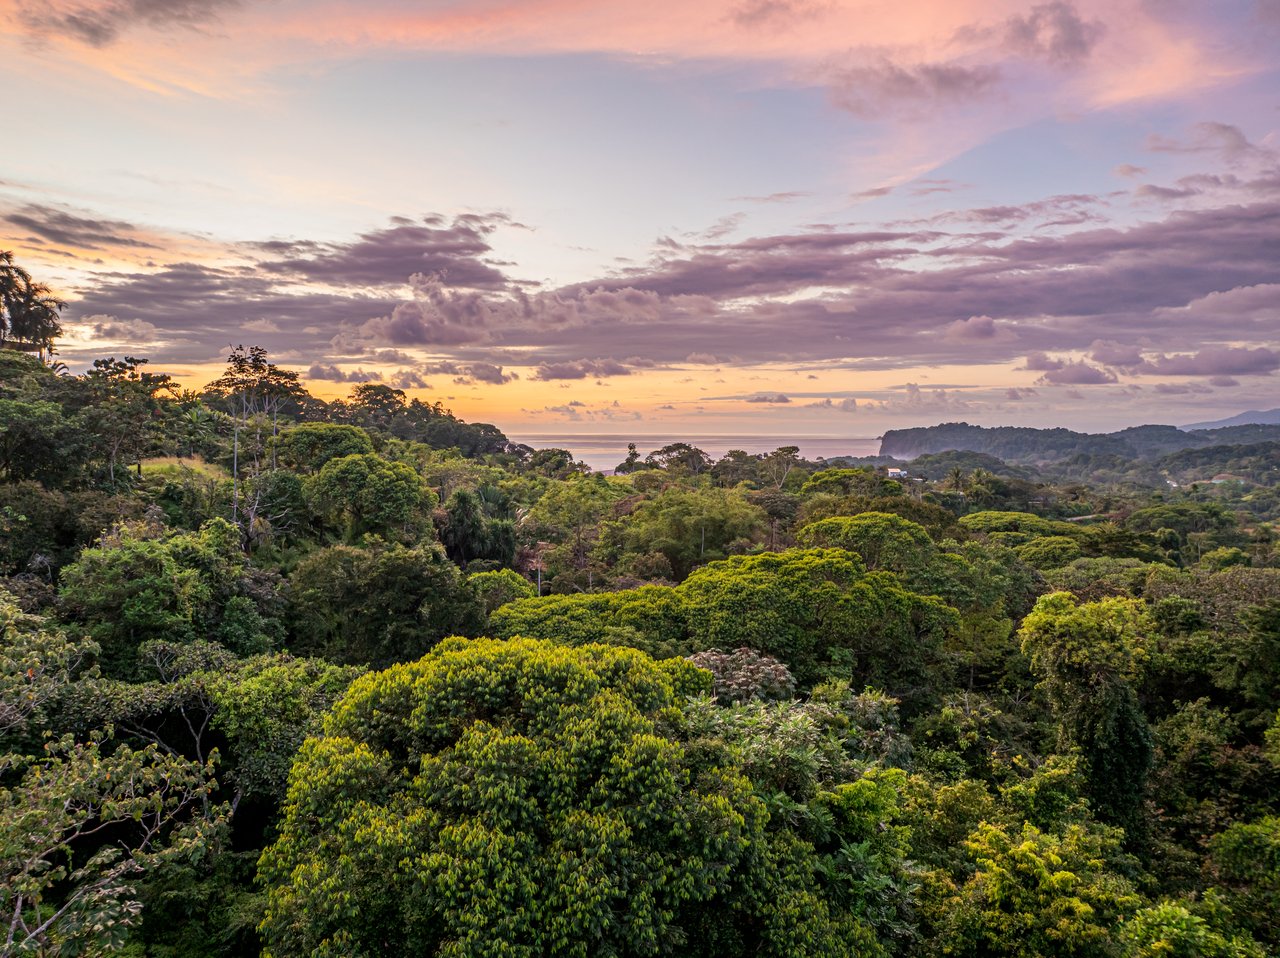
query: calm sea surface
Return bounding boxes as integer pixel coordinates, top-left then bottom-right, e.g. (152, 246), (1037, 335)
(513, 434), (883, 472)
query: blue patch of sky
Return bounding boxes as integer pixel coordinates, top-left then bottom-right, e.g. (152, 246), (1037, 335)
(276, 52), (869, 280)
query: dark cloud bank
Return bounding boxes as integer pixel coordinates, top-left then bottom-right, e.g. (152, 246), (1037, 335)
(46, 132), (1280, 389)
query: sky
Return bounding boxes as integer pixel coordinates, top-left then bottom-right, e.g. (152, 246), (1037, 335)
(2, 0), (1279, 446)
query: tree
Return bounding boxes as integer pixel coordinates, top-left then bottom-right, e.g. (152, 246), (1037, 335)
(346, 382), (406, 430)
(492, 549), (959, 700)
(174, 395), (218, 460)
(1019, 593), (1155, 836)
(204, 346), (310, 525)
(0, 251), (64, 360)
(1120, 901), (1265, 958)
(943, 822), (1139, 958)
(615, 442), (644, 474)
(524, 447), (589, 479)
(958, 511), (1057, 540)
(644, 441), (713, 475)
(796, 513), (937, 574)
(0, 400), (71, 484)
(259, 637), (878, 957)
(0, 592), (95, 736)
(617, 485), (767, 580)
(710, 449), (764, 487)
(1015, 536), (1082, 570)
(302, 453), (436, 543)
(761, 445), (802, 489)
(58, 518), (282, 675)
(287, 542), (483, 666)
(0, 735), (223, 956)
(799, 468), (883, 499)
(1209, 816), (1280, 949)
(271, 422), (373, 473)
(750, 489), (800, 551)
(686, 647), (795, 704)
(468, 568), (536, 615)
(260, 638), (727, 955)
(75, 357), (177, 486)
(75, 640), (365, 809)
(440, 488), (515, 567)
(1227, 599), (1280, 720)
(678, 550), (957, 698)
(525, 473), (627, 587)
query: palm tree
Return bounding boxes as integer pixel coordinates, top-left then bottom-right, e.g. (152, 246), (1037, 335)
(179, 402), (216, 459)
(0, 251), (22, 347)
(0, 251), (65, 360)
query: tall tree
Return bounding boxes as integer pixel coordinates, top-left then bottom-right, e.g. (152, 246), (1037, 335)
(0, 251), (65, 360)
(76, 356), (177, 486)
(1019, 592), (1155, 838)
(204, 346), (309, 526)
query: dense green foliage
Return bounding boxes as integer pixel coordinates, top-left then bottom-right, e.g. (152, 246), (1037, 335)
(0, 331), (1277, 956)
(260, 638), (891, 957)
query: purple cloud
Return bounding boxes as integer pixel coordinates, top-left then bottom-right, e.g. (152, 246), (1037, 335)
(1152, 382), (1211, 395)
(1002, 2), (1105, 66)
(1134, 346), (1280, 376)
(56, 182), (1280, 378)
(1036, 361), (1117, 385)
(388, 369), (429, 389)
(943, 315), (1008, 341)
(1088, 339), (1144, 367)
(532, 358), (631, 380)
(306, 363), (383, 383)
(254, 215), (512, 289)
(421, 359), (517, 384)
(1024, 351), (1065, 371)
(1146, 122), (1272, 166)
(3, 203), (159, 250)
(731, 0), (827, 28)
(18, 0), (241, 47)
(828, 59), (1002, 119)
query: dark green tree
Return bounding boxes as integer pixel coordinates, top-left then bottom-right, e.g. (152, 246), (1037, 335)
(287, 542), (483, 666)
(1019, 592), (1155, 837)
(303, 452), (436, 542)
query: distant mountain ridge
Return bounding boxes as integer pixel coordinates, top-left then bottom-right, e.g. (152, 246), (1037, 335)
(1183, 408), (1280, 430)
(878, 420), (1280, 462)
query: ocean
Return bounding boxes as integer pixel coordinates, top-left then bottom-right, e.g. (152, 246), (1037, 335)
(512, 434), (884, 472)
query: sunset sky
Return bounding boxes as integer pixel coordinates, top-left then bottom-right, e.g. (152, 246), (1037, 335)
(2, 0), (1278, 447)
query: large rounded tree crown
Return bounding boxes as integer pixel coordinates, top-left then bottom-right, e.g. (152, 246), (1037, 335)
(260, 638), (872, 957)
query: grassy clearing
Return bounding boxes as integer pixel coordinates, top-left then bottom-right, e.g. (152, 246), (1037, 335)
(140, 456), (229, 479)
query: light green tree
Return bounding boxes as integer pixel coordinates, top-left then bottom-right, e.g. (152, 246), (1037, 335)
(944, 822), (1140, 958)
(796, 512), (937, 573)
(259, 637), (881, 957)
(303, 452), (436, 542)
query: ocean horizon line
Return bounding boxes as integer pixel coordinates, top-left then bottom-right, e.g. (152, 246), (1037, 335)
(511, 434), (887, 470)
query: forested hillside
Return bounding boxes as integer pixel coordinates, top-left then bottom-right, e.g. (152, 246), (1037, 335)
(3, 347), (1279, 956)
(879, 420), (1280, 464)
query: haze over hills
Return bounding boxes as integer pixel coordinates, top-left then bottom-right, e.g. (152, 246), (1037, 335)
(1184, 408), (1280, 430)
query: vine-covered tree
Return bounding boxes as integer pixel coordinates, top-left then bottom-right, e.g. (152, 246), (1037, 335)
(1019, 592), (1155, 837)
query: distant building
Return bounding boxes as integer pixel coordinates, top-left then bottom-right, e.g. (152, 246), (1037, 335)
(886, 468), (908, 479)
